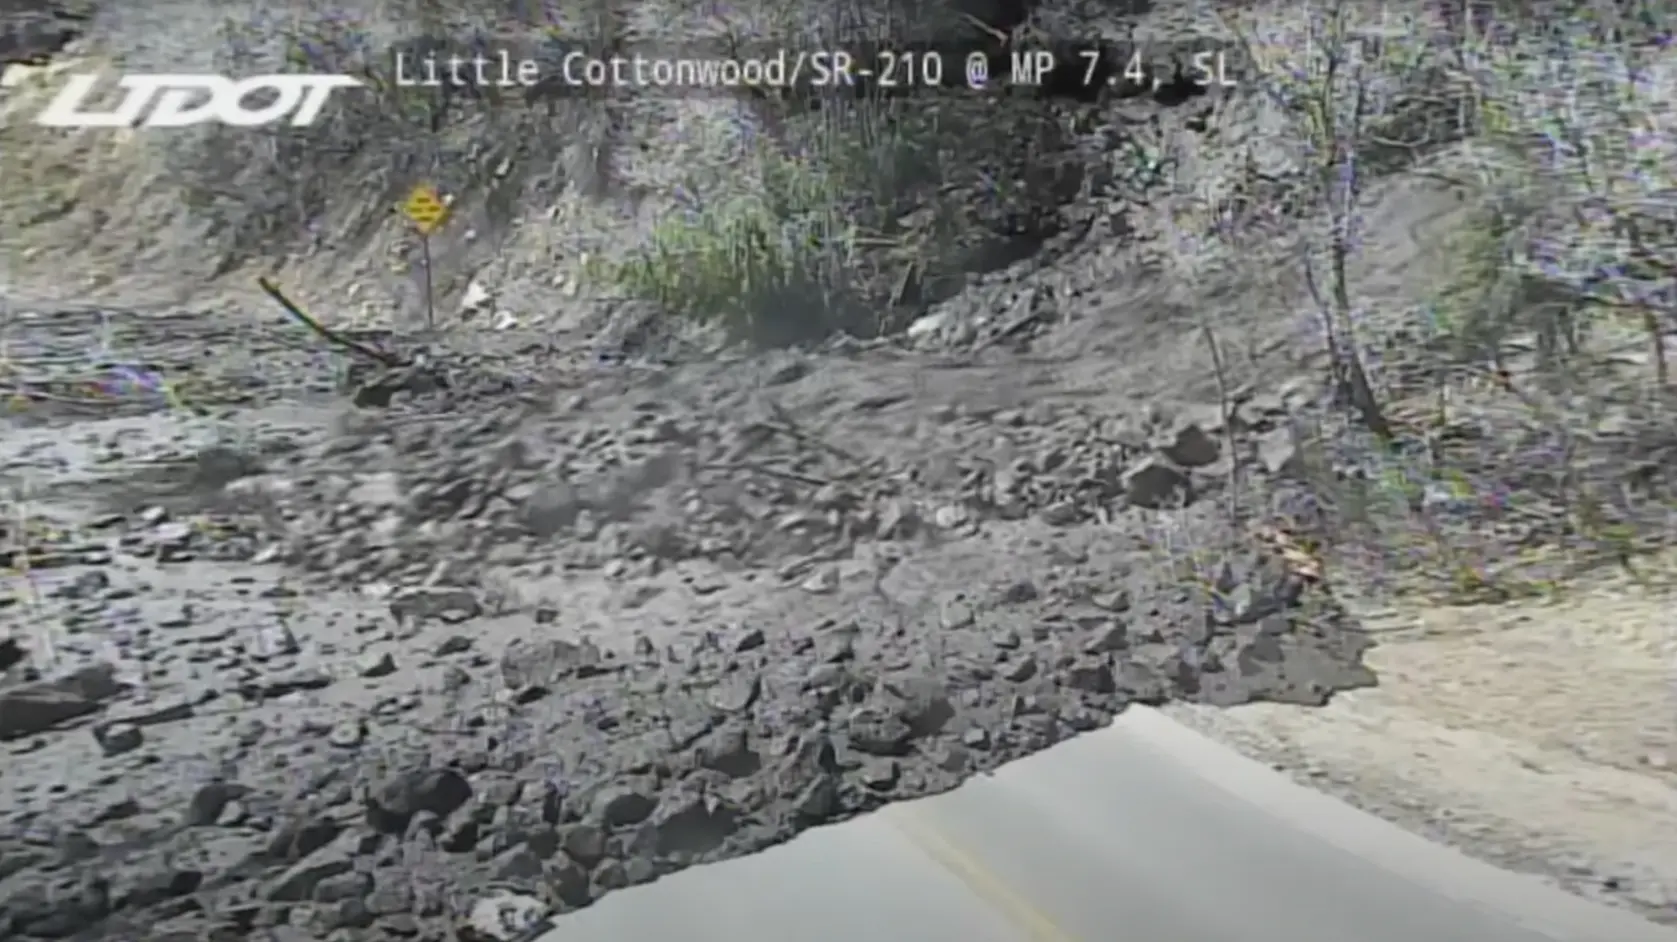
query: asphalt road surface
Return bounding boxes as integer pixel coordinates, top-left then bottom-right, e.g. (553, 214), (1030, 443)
(538, 708), (1677, 942)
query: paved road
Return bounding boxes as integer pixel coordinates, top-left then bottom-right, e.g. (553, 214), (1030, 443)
(537, 707), (1677, 942)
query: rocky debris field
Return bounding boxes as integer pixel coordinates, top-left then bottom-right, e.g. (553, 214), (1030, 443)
(0, 304), (1374, 942)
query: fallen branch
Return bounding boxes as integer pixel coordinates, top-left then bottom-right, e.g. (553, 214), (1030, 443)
(764, 399), (861, 465)
(0, 383), (121, 413)
(256, 277), (403, 368)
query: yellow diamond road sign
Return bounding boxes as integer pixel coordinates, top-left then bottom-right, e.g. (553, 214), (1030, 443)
(401, 184), (449, 236)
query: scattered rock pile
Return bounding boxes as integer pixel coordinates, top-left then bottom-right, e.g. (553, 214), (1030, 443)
(0, 326), (1371, 942)
(0, 545), (1365, 942)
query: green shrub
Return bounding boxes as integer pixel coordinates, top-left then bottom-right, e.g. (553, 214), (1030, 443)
(583, 97), (959, 342)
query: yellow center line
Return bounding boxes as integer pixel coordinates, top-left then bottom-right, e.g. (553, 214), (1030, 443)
(887, 811), (1080, 942)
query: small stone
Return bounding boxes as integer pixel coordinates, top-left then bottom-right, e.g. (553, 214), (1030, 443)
(543, 854), (593, 908)
(0, 672), (110, 740)
(366, 768), (473, 834)
(1063, 658), (1116, 694)
(845, 707), (914, 756)
(389, 586), (482, 625)
(250, 622), (300, 660)
(732, 627), (766, 653)
(186, 781), (250, 826)
(357, 652), (396, 678)
(500, 637), (606, 687)
(940, 600), (976, 630)
(641, 791), (742, 857)
(624, 856), (657, 886)
(1092, 589), (1132, 613)
(859, 759), (900, 790)
(492, 846), (543, 880)
(1084, 620), (1129, 653)
(560, 824), (607, 867)
(1002, 657), (1038, 683)
(327, 719), (365, 748)
(267, 849), (354, 902)
(440, 665), (472, 692)
(1037, 500), (1083, 526)
(800, 567), (839, 594)
(94, 722), (144, 757)
(932, 504), (970, 530)
(998, 580), (1039, 604)
(792, 774), (840, 821)
(1158, 419), (1221, 467)
(245, 668), (333, 700)
(435, 635), (474, 656)
(695, 726), (760, 779)
(313, 870), (372, 904)
(935, 743), (970, 772)
(881, 676), (954, 737)
(1122, 457), (1193, 509)
(707, 672), (761, 714)
(874, 499), (919, 538)
(592, 785), (656, 828)
(54, 570), (110, 601)
(593, 859), (629, 891)
(1256, 427), (1302, 477)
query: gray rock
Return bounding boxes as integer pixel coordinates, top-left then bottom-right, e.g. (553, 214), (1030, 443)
(1158, 419), (1222, 467)
(500, 637), (606, 688)
(845, 707), (915, 756)
(327, 719), (365, 748)
(640, 791), (741, 857)
(694, 726), (760, 779)
(1062, 658), (1117, 695)
(389, 586), (482, 624)
(706, 672), (761, 713)
(1123, 457), (1193, 509)
(592, 785), (656, 828)
(250, 622), (300, 660)
(435, 634), (474, 656)
(0, 666), (121, 740)
(543, 854), (593, 908)
(267, 849), (355, 902)
(185, 781), (250, 827)
(366, 768), (473, 834)
(560, 824), (607, 867)
(93, 722), (143, 757)
(356, 651), (397, 677)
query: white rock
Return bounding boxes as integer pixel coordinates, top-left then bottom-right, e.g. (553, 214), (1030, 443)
(466, 892), (552, 941)
(907, 311), (951, 341)
(800, 566), (839, 594)
(460, 279), (493, 315)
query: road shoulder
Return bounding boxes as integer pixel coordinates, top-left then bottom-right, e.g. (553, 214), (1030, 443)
(1165, 575), (1677, 925)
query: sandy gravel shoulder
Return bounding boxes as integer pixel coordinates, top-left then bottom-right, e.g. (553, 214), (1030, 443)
(1167, 568), (1677, 923)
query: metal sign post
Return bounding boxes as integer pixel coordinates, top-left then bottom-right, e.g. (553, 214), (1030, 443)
(399, 184), (451, 331)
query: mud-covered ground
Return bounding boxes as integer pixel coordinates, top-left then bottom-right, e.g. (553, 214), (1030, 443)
(0, 292), (1374, 941)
